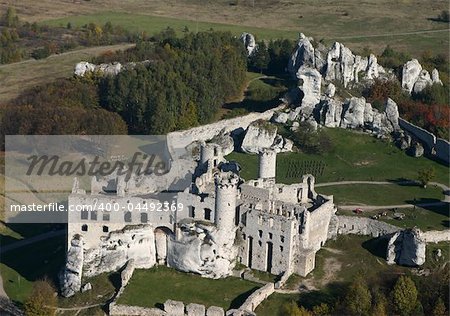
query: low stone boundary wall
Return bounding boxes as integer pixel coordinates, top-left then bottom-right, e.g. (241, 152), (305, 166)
(229, 283), (275, 315)
(109, 300), (225, 316)
(420, 230), (450, 243)
(399, 118), (449, 164)
(335, 216), (400, 237)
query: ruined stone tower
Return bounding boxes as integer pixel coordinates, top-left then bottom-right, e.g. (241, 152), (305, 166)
(258, 149), (277, 179)
(214, 173), (239, 232)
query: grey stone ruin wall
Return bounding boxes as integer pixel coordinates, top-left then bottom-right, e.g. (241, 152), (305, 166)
(333, 215), (401, 238)
(398, 118), (449, 164)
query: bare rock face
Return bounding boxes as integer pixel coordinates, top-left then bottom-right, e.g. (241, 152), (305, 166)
(167, 221), (238, 279)
(241, 121), (278, 153)
(288, 33), (316, 74)
(83, 225), (156, 277)
(384, 98), (400, 131)
(340, 97), (366, 128)
(413, 70), (432, 94)
(297, 66), (322, 118)
(431, 68), (443, 85)
(386, 228), (426, 266)
(272, 112), (289, 124)
(210, 131), (235, 156)
(402, 59), (423, 93)
(74, 62), (96, 76)
(240, 32), (256, 56)
(324, 83), (336, 98)
(409, 142), (424, 157)
(60, 236), (84, 297)
(321, 98), (343, 128)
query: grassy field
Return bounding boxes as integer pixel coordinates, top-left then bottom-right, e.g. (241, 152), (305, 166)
(0, 43), (133, 104)
(5, 0), (448, 55)
(221, 72), (290, 119)
(0, 235), (65, 304)
(317, 183), (444, 206)
(41, 10), (450, 57)
(337, 204), (450, 231)
(117, 266), (261, 310)
(256, 235), (450, 315)
(227, 128), (450, 185)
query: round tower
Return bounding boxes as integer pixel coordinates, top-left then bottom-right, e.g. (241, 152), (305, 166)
(214, 173), (239, 231)
(200, 142), (215, 164)
(258, 149), (277, 179)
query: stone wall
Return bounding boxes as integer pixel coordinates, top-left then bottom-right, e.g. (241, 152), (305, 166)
(398, 118), (449, 164)
(109, 301), (225, 316)
(333, 216), (400, 237)
(167, 104), (286, 149)
(420, 230), (450, 243)
(236, 283), (275, 312)
(109, 303), (167, 316)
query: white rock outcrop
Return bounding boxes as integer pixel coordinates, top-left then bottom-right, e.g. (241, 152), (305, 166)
(241, 121), (278, 153)
(340, 97), (366, 128)
(167, 221), (238, 279)
(386, 228), (426, 266)
(431, 68), (443, 85)
(60, 236), (84, 297)
(288, 33), (316, 73)
(296, 66), (322, 118)
(412, 70), (432, 94)
(83, 225), (157, 277)
(402, 59), (422, 93)
(240, 33), (256, 56)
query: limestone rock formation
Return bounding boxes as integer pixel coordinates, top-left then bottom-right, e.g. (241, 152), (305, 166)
(413, 70), (432, 94)
(320, 98), (343, 128)
(241, 121), (278, 153)
(60, 236), (84, 297)
(74, 62), (96, 76)
(167, 221), (238, 279)
(296, 66), (322, 118)
(288, 34), (386, 89)
(272, 112), (289, 124)
(74, 61), (122, 77)
(384, 98), (400, 131)
(209, 131), (235, 156)
(386, 228), (426, 266)
(83, 225), (156, 277)
(240, 33), (256, 56)
(409, 142), (424, 157)
(288, 33), (316, 74)
(401, 59), (422, 93)
(340, 97), (366, 128)
(431, 68), (443, 85)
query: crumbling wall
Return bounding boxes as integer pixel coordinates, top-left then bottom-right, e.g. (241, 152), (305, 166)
(333, 216), (400, 237)
(235, 283), (275, 313)
(167, 105), (285, 149)
(420, 230), (450, 243)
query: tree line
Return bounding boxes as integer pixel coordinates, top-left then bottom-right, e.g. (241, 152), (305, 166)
(0, 30), (247, 145)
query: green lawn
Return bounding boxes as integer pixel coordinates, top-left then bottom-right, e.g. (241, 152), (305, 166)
(0, 235), (65, 303)
(337, 204), (450, 231)
(44, 12), (297, 41)
(41, 8), (449, 56)
(256, 235), (450, 315)
(117, 266), (261, 310)
(317, 183), (444, 206)
(227, 128), (449, 185)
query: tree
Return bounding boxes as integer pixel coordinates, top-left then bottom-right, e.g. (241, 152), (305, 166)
(3, 6), (19, 27)
(250, 41), (270, 73)
(391, 275), (418, 316)
(417, 166), (435, 188)
(438, 10), (449, 22)
(371, 290), (388, 316)
(24, 278), (57, 316)
(282, 301), (313, 316)
(343, 275), (372, 316)
(312, 303), (330, 316)
(432, 297), (447, 316)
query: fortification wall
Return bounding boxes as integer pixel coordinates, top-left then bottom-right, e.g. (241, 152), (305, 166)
(420, 230), (450, 243)
(303, 200), (335, 250)
(435, 138), (450, 163)
(167, 105), (285, 149)
(238, 283), (275, 312)
(398, 118), (449, 164)
(335, 216), (400, 237)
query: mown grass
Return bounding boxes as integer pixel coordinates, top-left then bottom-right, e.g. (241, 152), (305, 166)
(227, 128), (450, 185)
(117, 266), (261, 310)
(317, 183), (444, 206)
(0, 235), (65, 304)
(337, 204), (450, 231)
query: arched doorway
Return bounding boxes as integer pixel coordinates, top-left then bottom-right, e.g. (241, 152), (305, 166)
(154, 226), (174, 265)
